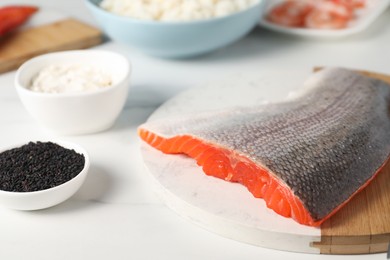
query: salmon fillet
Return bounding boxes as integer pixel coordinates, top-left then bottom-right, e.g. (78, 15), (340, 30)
(138, 68), (390, 226)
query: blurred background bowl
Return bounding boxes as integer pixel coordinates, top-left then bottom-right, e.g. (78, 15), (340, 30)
(15, 50), (131, 135)
(85, 0), (264, 58)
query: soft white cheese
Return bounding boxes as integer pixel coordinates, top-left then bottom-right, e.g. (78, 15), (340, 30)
(29, 64), (113, 94)
(100, 0), (259, 21)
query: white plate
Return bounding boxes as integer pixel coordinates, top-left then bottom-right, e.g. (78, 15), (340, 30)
(140, 69), (326, 254)
(258, 0), (390, 38)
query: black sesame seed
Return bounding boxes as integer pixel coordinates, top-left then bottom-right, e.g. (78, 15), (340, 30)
(0, 142), (85, 192)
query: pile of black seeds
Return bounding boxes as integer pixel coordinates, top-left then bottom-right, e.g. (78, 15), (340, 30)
(0, 141), (85, 192)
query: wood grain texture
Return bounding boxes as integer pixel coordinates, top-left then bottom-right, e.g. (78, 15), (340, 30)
(0, 18), (102, 74)
(312, 70), (390, 254)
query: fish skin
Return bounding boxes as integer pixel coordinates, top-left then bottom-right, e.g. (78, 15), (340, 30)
(140, 68), (390, 223)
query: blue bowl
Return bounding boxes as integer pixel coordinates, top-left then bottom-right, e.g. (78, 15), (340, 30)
(85, 0), (264, 58)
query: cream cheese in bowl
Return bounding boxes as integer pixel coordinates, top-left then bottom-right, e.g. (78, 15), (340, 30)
(30, 64), (113, 94)
(15, 50), (131, 135)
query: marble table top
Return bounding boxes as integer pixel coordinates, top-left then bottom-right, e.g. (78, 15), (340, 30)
(0, 0), (389, 259)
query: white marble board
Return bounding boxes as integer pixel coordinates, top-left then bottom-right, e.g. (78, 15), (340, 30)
(140, 69), (326, 253)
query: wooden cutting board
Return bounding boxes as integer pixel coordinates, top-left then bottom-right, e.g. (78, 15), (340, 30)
(0, 18), (102, 74)
(141, 69), (390, 255)
(312, 70), (390, 254)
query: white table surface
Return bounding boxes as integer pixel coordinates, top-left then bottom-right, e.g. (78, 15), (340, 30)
(1, 1), (389, 259)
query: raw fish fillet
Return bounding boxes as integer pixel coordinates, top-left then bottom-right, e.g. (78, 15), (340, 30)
(138, 68), (390, 226)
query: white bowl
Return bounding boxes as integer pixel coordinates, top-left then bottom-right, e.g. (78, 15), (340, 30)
(15, 50), (131, 135)
(0, 141), (90, 210)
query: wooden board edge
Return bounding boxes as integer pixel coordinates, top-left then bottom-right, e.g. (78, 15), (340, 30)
(0, 36), (102, 74)
(313, 66), (390, 84)
(0, 18), (103, 74)
(311, 232), (390, 254)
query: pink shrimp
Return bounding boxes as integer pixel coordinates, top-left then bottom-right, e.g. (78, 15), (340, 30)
(305, 1), (352, 29)
(267, 0), (314, 27)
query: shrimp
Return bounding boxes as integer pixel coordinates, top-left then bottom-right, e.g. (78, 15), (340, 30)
(330, 0), (366, 9)
(266, 0), (365, 30)
(304, 1), (352, 29)
(267, 0), (314, 27)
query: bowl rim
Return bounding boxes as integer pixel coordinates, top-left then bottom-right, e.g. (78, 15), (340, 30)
(15, 49), (131, 98)
(0, 140), (90, 196)
(85, 0), (264, 26)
